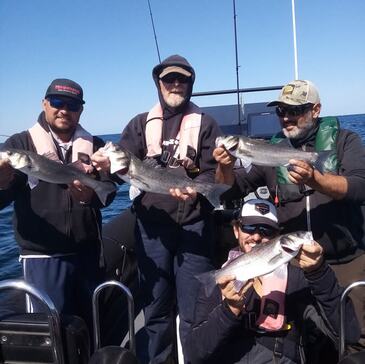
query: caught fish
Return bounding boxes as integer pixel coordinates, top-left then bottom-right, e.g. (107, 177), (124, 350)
(216, 135), (333, 173)
(0, 148), (116, 205)
(99, 141), (230, 208)
(197, 231), (313, 296)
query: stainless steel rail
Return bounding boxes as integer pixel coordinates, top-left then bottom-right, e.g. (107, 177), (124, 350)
(92, 280), (136, 355)
(0, 279), (65, 364)
(339, 280), (365, 361)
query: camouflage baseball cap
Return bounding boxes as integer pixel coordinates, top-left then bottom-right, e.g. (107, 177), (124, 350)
(267, 80), (320, 106)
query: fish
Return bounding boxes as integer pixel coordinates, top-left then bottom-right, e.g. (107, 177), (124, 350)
(0, 148), (116, 205)
(216, 135), (333, 173)
(98, 141), (230, 208)
(197, 230), (313, 296)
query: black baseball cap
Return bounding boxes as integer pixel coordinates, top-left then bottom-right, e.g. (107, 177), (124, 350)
(45, 78), (85, 104)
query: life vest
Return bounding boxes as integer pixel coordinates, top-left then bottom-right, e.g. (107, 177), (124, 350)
(270, 117), (339, 202)
(145, 102), (202, 172)
(28, 121), (94, 173)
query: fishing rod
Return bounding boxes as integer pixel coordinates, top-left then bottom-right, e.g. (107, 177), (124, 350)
(232, 0), (242, 124)
(291, 0), (299, 79)
(147, 0), (161, 63)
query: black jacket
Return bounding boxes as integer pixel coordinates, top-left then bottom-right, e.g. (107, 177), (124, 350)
(119, 55), (221, 225)
(226, 129), (365, 263)
(185, 263), (360, 364)
(0, 118), (116, 255)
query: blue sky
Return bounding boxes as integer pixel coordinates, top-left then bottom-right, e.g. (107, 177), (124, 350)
(0, 0), (364, 138)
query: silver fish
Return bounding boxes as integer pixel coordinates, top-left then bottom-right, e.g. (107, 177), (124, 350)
(0, 148), (116, 205)
(198, 231), (313, 296)
(216, 135), (332, 173)
(99, 141), (230, 208)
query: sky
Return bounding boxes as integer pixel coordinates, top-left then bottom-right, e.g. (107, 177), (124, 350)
(0, 0), (364, 139)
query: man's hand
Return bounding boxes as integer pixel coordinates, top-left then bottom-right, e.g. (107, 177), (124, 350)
(287, 159), (314, 185)
(91, 150), (111, 172)
(169, 186), (197, 201)
(213, 146), (236, 167)
(0, 160), (15, 189)
(288, 159), (348, 200)
(213, 146), (236, 185)
(69, 180), (94, 204)
(217, 275), (253, 316)
(294, 241), (324, 272)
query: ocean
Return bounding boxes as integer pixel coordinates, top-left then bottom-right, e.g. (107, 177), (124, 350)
(1, 115), (365, 281)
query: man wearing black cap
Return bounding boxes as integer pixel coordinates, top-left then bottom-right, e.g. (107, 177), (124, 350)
(92, 55), (221, 362)
(214, 80), (365, 353)
(0, 79), (116, 333)
(185, 199), (359, 363)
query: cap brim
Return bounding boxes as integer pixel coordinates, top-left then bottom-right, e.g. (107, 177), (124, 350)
(242, 216), (279, 230)
(46, 92), (85, 104)
(267, 101), (280, 107)
(159, 66), (192, 78)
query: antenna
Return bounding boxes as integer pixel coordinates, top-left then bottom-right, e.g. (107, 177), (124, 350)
(147, 0), (161, 63)
(232, 0), (242, 125)
(291, 0), (299, 79)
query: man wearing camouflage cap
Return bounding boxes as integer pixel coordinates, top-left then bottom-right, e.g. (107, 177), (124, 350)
(214, 80), (365, 353)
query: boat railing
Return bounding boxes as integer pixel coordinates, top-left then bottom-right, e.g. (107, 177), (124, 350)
(0, 279), (65, 364)
(92, 280), (136, 355)
(339, 280), (365, 362)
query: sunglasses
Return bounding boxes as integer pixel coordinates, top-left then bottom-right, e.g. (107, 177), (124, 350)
(239, 223), (277, 238)
(48, 97), (82, 112)
(160, 73), (190, 84)
(275, 104), (313, 118)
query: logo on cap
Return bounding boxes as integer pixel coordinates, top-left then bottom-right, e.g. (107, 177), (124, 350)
(255, 203), (270, 215)
(54, 85), (81, 95)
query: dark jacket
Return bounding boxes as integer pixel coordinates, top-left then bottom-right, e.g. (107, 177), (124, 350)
(185, 263), (360, 364)
(119, 55), (221, 225)
(0, 116), (116, 255)
(226, 128), (365, 263)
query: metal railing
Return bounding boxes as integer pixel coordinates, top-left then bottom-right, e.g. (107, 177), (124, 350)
(0, 279), (65, 364)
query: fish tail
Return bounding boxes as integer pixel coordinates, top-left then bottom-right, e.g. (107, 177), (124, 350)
(315, 150), (335, 174)
(195, 270), (217, 297)
(199, 183), (231, 208)
(91, 180), (117, 206)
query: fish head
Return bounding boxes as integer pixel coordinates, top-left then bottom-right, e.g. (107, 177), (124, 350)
(2, 150), (30, 169)
(279, 231), (312, 257)
(99, 141), (131, 174)
(215, 136), (240, 155)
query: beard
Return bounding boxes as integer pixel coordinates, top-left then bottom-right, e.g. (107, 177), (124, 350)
(164, 93), (186, 108)
(283, 119), (314, 140)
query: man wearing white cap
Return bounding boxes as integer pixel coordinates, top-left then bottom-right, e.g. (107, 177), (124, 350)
(214, 80), (365, 351)
(186, 199), (359, 363)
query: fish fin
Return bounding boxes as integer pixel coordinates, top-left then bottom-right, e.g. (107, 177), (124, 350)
(237, 156), (252, 170)
(195, 271), (217, 297)
(142, 158), (162, 169)
(233, 279), (246, 293)
(110, 159), (128, 174)
(268, 251), (284, 265)
(314, 150), (335, 174)
(129, 185), (141, 200)
(42, 151), (60, 162)
(198, 183), (231, 208)
(92, 181), (117, 206)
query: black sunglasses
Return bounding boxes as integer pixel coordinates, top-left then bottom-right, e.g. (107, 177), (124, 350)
(48, 97), (82, 112)
(239, 223), (277, 238)
(160, 73), (190, 84)
(275, 104), (313, 118)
